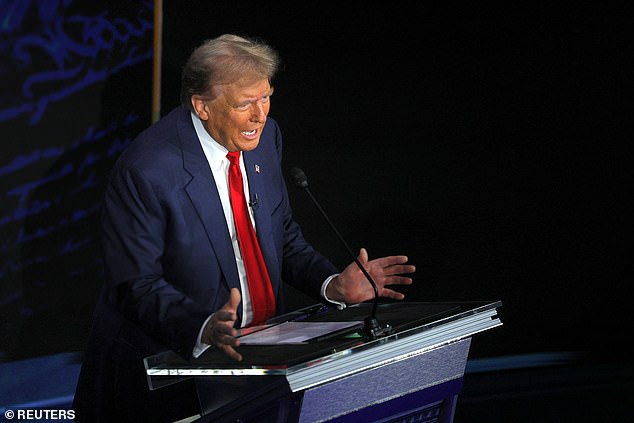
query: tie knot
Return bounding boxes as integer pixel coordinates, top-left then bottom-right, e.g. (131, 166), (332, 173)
(226, 151), (240, 165)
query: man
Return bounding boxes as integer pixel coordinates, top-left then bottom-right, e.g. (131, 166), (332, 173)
(74, 34), (415, 421)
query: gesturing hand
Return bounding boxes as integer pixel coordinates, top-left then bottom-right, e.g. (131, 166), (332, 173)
(327, 248), (415, 305)
(202, 288), (242, 361)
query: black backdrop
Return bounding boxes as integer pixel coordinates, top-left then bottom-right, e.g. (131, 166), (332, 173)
(160, 2), (629, 359)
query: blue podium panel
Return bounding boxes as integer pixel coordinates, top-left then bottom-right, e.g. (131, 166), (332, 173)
(298, 339), (470, 423)
(326, 379), (463, 423)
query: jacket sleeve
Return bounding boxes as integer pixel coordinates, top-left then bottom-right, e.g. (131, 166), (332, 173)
(101, 160), (210, 357)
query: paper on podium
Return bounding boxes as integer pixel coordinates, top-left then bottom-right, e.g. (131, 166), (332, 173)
(237, 321), (363, 345)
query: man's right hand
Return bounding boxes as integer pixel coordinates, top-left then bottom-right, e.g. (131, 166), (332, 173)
(202, 288), (242, 361)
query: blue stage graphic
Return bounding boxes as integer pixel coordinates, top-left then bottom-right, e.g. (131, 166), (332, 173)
(0, 0), (154, 360)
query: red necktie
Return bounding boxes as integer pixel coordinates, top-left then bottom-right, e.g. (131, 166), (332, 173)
(226, 151), (275, 325)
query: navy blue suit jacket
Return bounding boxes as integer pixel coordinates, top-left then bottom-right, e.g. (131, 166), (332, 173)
(74, 107), (338, 421)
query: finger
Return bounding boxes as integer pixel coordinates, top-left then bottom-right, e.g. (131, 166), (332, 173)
(228, 287), (241, 310)
(214, 309), (238, 323)
(219, 287), (241, 314)
(383, 275), (414, 286)
(357, 248), (369, 266)
(216, 288), (241, 321)
(216, 331), (240, 347)
(213, 321), (238, 337)
(378, 288), (405, 300)
(219, 344), (243, 361)
(372, 255), (411, 267)
(383, 264), (416, 275)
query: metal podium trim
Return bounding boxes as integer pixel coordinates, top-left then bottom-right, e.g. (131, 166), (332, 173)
(145, 301), (502, 393)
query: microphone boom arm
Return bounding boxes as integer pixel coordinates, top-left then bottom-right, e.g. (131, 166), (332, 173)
(302, 186), (379, 319)
(290, 168), (391, 338)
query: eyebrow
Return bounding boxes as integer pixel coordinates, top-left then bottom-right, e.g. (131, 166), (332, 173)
(237, 87), (275, 105)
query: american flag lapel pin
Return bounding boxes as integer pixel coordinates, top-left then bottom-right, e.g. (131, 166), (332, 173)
(255, 164), (261, 174)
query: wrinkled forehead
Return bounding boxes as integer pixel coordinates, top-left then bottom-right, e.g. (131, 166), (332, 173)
(210, 77), (271, 99)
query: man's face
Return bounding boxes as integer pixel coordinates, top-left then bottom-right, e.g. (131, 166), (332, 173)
(194, 78), (273, 152)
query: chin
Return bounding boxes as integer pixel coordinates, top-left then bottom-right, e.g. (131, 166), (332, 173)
(239, 139), (261, 151)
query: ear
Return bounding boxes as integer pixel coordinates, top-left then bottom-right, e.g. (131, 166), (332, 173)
(191, 95), (209, 120)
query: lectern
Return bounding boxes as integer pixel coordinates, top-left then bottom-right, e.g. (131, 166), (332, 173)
(145, 301), (502, 422)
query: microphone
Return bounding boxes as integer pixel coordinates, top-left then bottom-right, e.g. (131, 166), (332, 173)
(249, 193), (259, 210)
(289, 167), (391, 339)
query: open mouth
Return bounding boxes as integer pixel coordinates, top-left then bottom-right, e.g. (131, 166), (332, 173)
(241, 128), (258, 137)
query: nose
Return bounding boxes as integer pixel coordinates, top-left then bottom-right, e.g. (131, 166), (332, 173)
(250, 100), (267, 122)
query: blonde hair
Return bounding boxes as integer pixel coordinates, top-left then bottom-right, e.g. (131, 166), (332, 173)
(180, 34), (280, 110)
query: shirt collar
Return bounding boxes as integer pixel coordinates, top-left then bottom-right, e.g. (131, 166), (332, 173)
(190, 111), (233, 172)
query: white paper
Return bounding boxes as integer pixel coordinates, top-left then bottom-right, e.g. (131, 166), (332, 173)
(237, 321), (362, 345)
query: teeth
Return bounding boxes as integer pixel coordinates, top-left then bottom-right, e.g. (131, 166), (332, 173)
(242, 129), (256, 136)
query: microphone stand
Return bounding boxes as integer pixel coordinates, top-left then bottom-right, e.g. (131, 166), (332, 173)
(291, 169), (392, 339)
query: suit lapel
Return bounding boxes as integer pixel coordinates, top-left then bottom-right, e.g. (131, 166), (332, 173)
(176, 111), (242, 297)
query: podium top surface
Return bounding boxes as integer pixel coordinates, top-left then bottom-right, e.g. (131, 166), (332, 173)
(145, 300), (502, 391)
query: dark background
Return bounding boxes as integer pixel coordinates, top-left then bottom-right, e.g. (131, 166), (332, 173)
(160, 1), (629, 360)
(1, 0), (629, 365)
(0, 1), (630, 420)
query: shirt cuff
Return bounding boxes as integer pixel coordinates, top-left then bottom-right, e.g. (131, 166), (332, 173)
(192, 313), (214, 358)
(321, 273), (347, 310)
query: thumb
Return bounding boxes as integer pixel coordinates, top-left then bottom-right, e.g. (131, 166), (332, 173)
(357, 248), (369, 266)
(226, 288), (241, 312)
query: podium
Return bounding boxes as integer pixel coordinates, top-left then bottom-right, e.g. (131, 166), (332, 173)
(145, 300), (502, 422)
